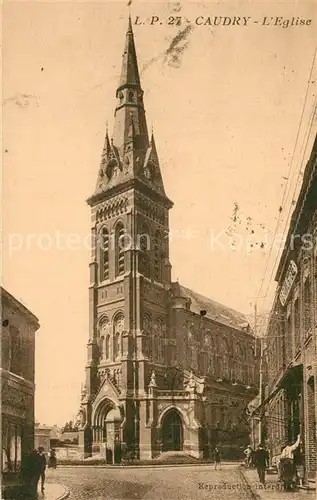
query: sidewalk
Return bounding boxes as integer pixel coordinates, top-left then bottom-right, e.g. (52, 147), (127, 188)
(36, 484), (69, 500)
(240, 468), (315, 500)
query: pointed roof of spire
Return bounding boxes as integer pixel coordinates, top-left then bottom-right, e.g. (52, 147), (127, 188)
(87, 17), (173, 210)
(119, 16), (140, 88)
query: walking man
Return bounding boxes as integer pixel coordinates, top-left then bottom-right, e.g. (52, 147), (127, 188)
(38, 447), (47, 493)
(253, 443), (269, 484)
(214, 446), (221, 470)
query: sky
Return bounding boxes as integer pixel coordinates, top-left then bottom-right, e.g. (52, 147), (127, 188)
(2, 0), (317, 427)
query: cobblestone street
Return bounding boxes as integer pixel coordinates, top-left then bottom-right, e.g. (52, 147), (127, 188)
(45, 465), (255, 500)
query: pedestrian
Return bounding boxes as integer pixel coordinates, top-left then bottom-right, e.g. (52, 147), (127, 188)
(244, 445), (253, 468)
(294, 443), (305, 488)
(279, 434), (301, 491)
(277, 445), (284, 482)
(214, 446), (221, 470)
(22, 449), (41, 498)
(38, 447), (47, 493)
(48, 448), (57, 469)
(253, 443), (269, 484)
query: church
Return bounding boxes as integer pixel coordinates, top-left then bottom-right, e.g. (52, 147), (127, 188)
(78, 18), (259, 461)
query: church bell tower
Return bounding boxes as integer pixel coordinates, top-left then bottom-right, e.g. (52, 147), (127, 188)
(79, 17), (173, 460)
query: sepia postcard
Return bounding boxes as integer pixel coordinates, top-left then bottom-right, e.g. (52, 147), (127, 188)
(2, 0), (317, 499)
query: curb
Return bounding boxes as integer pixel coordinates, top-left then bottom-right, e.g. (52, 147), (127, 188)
(238, 468), (261, 500)
(55, 485), (70, 500)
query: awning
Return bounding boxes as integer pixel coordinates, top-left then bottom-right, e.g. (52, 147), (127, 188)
(278, 363), (303, 388)
(251, 385), (282, 417)
(250, 363), (303, 418)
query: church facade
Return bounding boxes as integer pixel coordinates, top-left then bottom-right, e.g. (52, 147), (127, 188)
(78, 18), (259, 461)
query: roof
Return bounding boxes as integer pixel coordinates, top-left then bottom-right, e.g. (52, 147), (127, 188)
(1, 287), (40, 327)
(119, 16), (140, 88)
(178, 284), (250, 331)
(50, 426), (61, 440)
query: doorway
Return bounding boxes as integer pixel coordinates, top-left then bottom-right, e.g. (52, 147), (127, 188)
(161, 409), (183, 452)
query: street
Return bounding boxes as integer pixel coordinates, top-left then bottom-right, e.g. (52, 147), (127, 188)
(45, 464), (255, 500)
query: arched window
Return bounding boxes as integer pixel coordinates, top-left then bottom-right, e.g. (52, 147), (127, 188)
(113, 314), (124, 360)
(219, 338), (229, 379)
(154, 230), (162, 282)
(139, 222), (151, 278)
(143, 314), (152, 358)
(128, 90), (134, 102)
(115, 222), (125, 276)
(204, 335), (215, 374)
(156, 319), (165, 364)
(105, 335), (110, 359)
(100, 227), (109, 281)
(100, 336), (105, 358)
(114, 333), (120, 359)
(99, 317), (110, 359)
(235, 343), (245, 382)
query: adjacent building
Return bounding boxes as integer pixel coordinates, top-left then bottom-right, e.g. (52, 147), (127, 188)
(1, 287), (40, 497)
(78, 18), (259, 462)
(257, 132), (317, 482)
(34, 423), (52, 453)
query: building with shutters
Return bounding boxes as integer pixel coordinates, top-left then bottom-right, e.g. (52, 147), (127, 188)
(77, 18), (259, 462)
(256, 132), (317, 483)
(1, 287), (40, 497)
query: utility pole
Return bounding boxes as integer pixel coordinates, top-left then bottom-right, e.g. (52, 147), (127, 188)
(258, 332), (264, 445)
(247, 298), (267, 449)
(252, 301), (264, 446)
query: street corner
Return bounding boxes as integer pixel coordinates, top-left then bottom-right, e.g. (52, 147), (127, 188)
(38, 483), (70, 500)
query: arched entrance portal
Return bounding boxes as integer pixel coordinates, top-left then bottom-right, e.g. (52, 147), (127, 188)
(93, 399), (122, 463)
(161, 409), (183, 452)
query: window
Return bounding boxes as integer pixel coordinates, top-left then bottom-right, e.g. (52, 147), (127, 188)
(114, 333), (121, 359)
(304, 277), (312, 334)
(2, 323), (11, 371)
(143, 314), (152, 358)
(105, 335), (110, 359)
(113, 315), (124, 360)
(294, 298), (300, 350)
(115, 223), (125, 276)
(219, 338), (229, 379)
(138, 222), (151, 278)
(1, 421), (22, 473)
(99, 317), (110, 359)
(100, 227), (109, 281)
(286, 313), (292, 361)
(152, 319), (164, 364)
(100, 336), (105, 358)
(10, 327), (22, 377)
(154, 230), (162, 282)
(236, 344), (245, 382)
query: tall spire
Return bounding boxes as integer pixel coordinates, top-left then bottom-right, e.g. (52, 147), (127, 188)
(88, 17), (172, 208)
(119, 16), (140, 88)
(112, 17), (149, 155)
